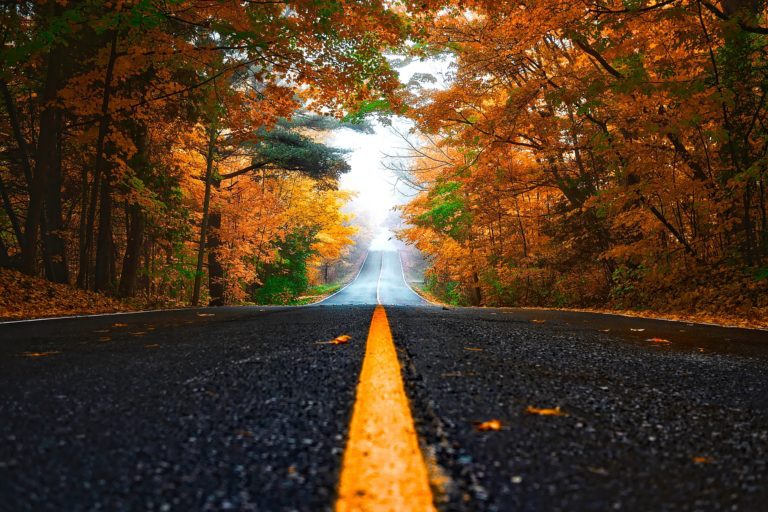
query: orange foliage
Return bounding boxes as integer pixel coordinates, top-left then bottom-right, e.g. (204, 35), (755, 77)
(398, 0), (768, 321)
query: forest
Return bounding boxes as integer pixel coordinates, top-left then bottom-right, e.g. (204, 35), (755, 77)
(0, 0), (402, 308)
(1, 0), (767, 321)
(398, 0), (768, 322)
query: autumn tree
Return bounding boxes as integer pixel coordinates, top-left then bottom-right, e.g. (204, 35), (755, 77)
(399, 0), (767, 317)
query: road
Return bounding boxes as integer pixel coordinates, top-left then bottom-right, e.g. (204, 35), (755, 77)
(1, 247), (767, 511)
(321, 248), (427, 306)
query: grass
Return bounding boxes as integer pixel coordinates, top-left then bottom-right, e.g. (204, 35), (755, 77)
(289, 283), (343, 305)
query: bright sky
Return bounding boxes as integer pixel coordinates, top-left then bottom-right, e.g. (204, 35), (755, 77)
(329, 57), (452, 231)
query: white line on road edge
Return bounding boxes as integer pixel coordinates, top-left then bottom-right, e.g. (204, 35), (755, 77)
(312, 251), (370, 306)
(376, 254), (383, 305)
(398, 251), (440, 307)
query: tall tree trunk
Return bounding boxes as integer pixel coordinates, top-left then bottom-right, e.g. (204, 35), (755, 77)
(42, 120), (69, 283)
(0, 174), (23, 252)
(94, 167), (115, 292)
(0, 80), (33, 189)
(117, 123), (150, 298)
(118, 202), (145, 297)
(22, 23), (64, 276)
(191, 128), (217, 306)
(206, 176), (225, 306)
(76, 163), (89, 287)
(0, 80), (32, 257)
(90, 30), (119, 293)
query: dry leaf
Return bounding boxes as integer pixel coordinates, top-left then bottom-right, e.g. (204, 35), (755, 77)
(630, 328), (645, 332)
(474, 419), (502, 431)
(693, 456), (713, 464)
(130, 331), (147, 336)
(526, 405), (568, 416)
(646, 337), (671, 343)
(197, 313), (215, 317)
(531, 319), (546, 324)
(98, 336), (111, 342)
(330, 334), (352, 345)
(464, 347), (483, 351)
(22, 351), (60, 358)
(112, 323), (128, 327)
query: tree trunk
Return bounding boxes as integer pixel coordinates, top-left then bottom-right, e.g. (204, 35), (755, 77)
(91, 30), (119, 293)
(206, 177), (225, 306)
(116, 121), (150, 298)
(94, 166), (115, 292)
(22, 29), (64, 276)
(118, 202), (145, 297)
(42, 120), (70, 283)
(191, 128), (217, 306)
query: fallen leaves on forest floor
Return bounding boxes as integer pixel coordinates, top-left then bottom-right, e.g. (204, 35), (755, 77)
(474, 419), (502, 431)
(525, 405), (568, 416)
(0, 268), (137, 321)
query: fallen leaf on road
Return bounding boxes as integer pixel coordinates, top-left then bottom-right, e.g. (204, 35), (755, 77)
(630, 328), (645, 332)
(646, 337), (671, 343)
(197, 313), (215, 317)
(22, 351), (60, 358)
(98, 336), (111, 342)
(531, 319), (546, 324)
(693, 456), (713, 464)
(474, 419), (502, 431)
(234, 429), (253, 437)
(130, 331), (147, 336)
(332, 334), (352, 344)
(464, 347), (483, 351)
(112, 323), (128, 327)
(526, 405), (568, 416)
(317, 334), (353, 345)
(599, 329), (611, 332)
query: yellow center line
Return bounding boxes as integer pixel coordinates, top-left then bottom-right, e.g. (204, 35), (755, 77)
(336, 305), (437, 512)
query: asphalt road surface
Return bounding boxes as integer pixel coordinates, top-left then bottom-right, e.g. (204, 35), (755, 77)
(321, 248), (428, 306)
(1, 249), (767, 511)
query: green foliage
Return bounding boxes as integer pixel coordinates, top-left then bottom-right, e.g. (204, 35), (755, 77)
(342, 99), (394, 124)
(250, 128), (351, 181)
(253, 229), (317, 304)
(609, 264), (648, 308)
(425, 274), (464, 305)
(416, 181), (471, 241)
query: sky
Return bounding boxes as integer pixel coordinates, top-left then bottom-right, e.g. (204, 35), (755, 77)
(328, 57), (452, 233)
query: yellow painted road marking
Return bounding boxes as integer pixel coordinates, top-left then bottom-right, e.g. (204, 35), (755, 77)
(336, 305), (436, 512)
